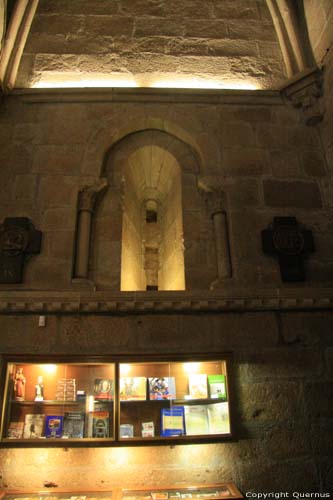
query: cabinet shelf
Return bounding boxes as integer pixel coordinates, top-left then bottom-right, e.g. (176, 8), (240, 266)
(120, 398), (227, 405)
(0, 482), (244, 499)
(0, 354), (233, 447)
(10, 400), (82, 406)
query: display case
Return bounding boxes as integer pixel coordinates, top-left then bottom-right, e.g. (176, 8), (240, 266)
(0, 354), (233, 446)
(0, 483), (244, 500)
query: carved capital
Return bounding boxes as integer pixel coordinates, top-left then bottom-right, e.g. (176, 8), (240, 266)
(201, 188), (227, 217)
(281, 67), (323, 126)
(78, 178), (108, 212)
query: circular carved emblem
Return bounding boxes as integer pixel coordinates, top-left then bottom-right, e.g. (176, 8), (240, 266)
(0, 226), (29, 256)
(273, 227), (304, 256)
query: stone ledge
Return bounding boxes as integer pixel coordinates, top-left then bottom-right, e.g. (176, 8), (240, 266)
(13, 87), (283, 105)
(0, 288), (332, 314)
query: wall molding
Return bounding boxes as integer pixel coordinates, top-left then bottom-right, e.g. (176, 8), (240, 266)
(0, 288), (332, 314)
(13, 87), (283, 106)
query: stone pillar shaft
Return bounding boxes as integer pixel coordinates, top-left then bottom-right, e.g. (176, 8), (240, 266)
(75, 209), (92, 279)
(199, 186), (232, 286)
(212, 210), (232, 280)
(74, 179), (108, 280)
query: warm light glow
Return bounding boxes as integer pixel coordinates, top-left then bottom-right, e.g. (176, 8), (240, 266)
(32, 73), (138, 88)
(39, 364), (57, 374)
(30, 72), (259, 90)
(120, 364), (131, 376)
(183, 362), (201, 374)
(112, 448), (131, 466)
(173, 443), (211, 464)
(151, 77), (259, 90)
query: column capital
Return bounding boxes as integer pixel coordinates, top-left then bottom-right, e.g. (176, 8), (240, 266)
(201, 188), (227, 217)
(78, 178), (108, 212)
(281, 66), (323, 126)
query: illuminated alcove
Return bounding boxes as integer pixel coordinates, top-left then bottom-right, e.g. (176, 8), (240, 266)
(120, 145), (184, 291)
(91, 129), (202, 291)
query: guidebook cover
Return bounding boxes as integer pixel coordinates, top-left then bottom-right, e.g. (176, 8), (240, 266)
(45, 415), (64, 438)
(188, 374), (208, 399)
(88, 411), (110, 438)
(208, 374), (227, 400)
(23, 414), (45, 438)
(93, 378), (114, 400)
(184, 405), (209, 435)
(160, 406), (185, 436)
(119, 377), (147, 401)
(7, 421), (24, 439)
(63, 411), (85, 438)
(149, 377), (176, 400)
(207, 402), (230, 434)
(120, 423), (134, 438)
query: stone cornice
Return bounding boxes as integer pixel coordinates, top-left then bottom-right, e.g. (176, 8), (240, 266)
(12, 87), (283, 106)
(280, 66), (323, 125)
(0, 289), (332, 314)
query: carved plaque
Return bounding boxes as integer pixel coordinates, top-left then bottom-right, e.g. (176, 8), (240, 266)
(262, 217), (314, 282)
(0, 218), (42, 283)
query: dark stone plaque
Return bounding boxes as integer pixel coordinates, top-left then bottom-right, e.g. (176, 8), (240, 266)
(262, 217), (314, 282)
(0, 218), (42, 283)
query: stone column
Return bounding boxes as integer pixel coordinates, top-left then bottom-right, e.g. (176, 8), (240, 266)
(74, 179), (108, 279)
(266, 0), (315, 77)
(0, 1), (5, 54)
(204, 189), (232, 287)
(0, 0), (40, 92)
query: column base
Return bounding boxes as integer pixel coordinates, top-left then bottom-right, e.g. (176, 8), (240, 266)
(209, 277), (232, 290)
(71, 278), (97, 290)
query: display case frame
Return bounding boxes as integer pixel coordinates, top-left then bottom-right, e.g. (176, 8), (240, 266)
(0, 482), (244, 499)
(0, 353), (235, 447)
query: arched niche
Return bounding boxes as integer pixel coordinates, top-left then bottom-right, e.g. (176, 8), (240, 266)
(90, 129), (201, 291)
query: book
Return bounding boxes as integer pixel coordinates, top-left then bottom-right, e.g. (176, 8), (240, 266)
(184, 405), (209, 435)
(7, 421), (24, 439)
(63, 411), (85, 438)
(55, 378), (76, 401)
(160, 406), (185, 437)
(149, 377), (176, 400)
(207, 402), (230, 434)
(188, 374), (208, 399)
(141, 421), (154, 437)
(45, 415), (64, 438)
(119, 377), (147, 401)
(184, 402), (230, 436)
(119, 423), (134, 438)
(23, 414), (45, 438)
(88, 411), (109, 438)
(208, 374), (227, 400)
(93, 378), (114, 400)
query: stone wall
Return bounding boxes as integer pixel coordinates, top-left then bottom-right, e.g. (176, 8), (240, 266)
(0, 35), (333, 494)
(0, 90), (331, 291)
(0, 309), (332, 494)
(17, 0), (286, 89)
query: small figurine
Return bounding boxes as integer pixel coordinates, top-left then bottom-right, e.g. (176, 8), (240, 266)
(35, 375), (44, 401)
(14, 367), (26, 401)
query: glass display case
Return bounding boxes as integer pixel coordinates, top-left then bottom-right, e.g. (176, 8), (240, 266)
(121, 483), (243, 499)
(0, 483), (244, 500)
(0, 355), (233, 446)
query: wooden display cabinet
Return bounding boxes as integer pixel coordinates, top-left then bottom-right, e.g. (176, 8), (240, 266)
(0, 354), (234, 446)
(0, 483), (244, 499)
